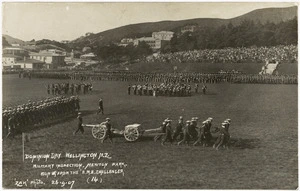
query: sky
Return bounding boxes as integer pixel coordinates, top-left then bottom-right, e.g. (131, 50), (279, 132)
(2, 2), (297, 42)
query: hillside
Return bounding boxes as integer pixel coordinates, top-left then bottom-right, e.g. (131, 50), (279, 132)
(2, 34), (25, 45)
(69, 6), (297, 49)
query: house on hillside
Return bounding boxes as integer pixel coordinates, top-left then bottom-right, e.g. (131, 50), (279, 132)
(134, 37), (162, 50)
(152, 31), (174, 41)
(181, 25), (197, 34)
(133, 31), (174, 51)
(80, 52), (97, 60)
(29, 50), (65, 69)
(61, 40), (70, 44)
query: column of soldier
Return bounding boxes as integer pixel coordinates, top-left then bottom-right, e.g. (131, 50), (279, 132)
(46, 82), (93, 95)
(31, 71), (297, 84)
(2, 96), (81, 138)
(128, 83), (193, 97)
(157, 116), (231, 150)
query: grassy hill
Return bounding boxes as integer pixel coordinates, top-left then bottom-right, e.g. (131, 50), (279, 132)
(2, 34), (25, 46)
(69, 6), (297, 48)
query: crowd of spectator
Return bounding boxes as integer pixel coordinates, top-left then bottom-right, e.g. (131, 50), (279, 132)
(145, 45), (297, 63)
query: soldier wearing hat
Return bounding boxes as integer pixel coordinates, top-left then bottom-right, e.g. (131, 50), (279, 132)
(173, 116), (184, 141)
(97, 98), (104, 115)
(161, 120), (173, 145)
(213, 122), (230, 150)
(102, 118), (113, 143)
(202, 84), (207, 95)
(74, 112), (84, 135)
(178, 120), (192, 145)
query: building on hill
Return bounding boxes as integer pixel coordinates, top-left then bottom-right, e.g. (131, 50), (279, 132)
(80, 52), (97, 60)
(117, 38), (134, 47)
(134, 37), (162, 50)
(61, 40), (70, 44)
(152, 31), (174, 41)
(133, 31), (174, 51)
(181, 25), (197, 34)
(29, 50), (65, 69)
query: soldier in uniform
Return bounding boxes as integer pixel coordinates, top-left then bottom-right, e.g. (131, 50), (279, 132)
(213, 122), (230, 150)
(178, 120), (191, 145)
(128, 85), (131, 95)
(102, 118), (113, 143)
(97, 98), (104, 115)
(74, 112), (84, 135)
(161, 120), (173, 145)
(202, 84), (207, 94)
(173, 116), (184, 141)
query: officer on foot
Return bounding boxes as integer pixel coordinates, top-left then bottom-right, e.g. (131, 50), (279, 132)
(74, 112), (84, 135)
(102, 118), (113, 143)
(97, 98), (104, 115)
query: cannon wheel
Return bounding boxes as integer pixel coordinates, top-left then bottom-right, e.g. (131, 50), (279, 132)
(92, 124), (107, 140)
(124, 127), (139, 142)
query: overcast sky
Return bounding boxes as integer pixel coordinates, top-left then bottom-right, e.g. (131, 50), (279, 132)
(2, 2), (297, 41)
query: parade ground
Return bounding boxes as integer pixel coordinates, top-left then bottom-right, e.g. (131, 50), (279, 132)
(2, 74), (298, 189)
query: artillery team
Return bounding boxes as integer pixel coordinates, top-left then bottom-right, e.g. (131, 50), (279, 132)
(2, 96), (80, 138)
(157, 116), (231, 150)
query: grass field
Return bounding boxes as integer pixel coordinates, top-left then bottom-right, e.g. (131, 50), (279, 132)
(2, 74), (298, 189)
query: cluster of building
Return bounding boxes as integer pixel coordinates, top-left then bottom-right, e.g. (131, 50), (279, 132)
(117, 31), (174, 51)
(2, 47), (66, 70)
(2, 47), (100, 70)
(117, 25), (198, 51)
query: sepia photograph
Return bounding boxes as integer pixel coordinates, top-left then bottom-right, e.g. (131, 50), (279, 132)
(1, 1), (298, 189)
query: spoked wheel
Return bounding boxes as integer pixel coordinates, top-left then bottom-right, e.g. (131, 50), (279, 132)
(92, 124), (107, 140)
(124, 127), (139, 142)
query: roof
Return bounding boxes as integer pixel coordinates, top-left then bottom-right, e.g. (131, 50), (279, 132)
(2, 54), (23, 58)
(16, 59), (45, 64)
(3, 47), (25, 51)
(29, 52), (65, 57)
(137, 37), (157, 41)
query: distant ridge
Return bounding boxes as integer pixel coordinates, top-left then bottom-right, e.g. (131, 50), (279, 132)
(69, 6), (297, 48)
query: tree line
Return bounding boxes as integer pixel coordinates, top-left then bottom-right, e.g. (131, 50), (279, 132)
(167, 17), (297, 53)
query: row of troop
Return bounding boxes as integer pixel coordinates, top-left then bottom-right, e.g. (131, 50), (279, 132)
(2, 96), (81, 138)
(29, 71), (297, 84)
(128, 83), (194, 97)
(144, 45), (298, 64)
(46, 82), (93, 95)
(158, 116), (231, 150)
